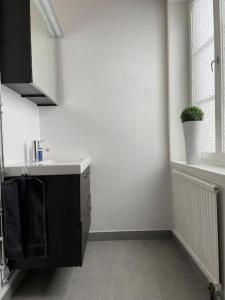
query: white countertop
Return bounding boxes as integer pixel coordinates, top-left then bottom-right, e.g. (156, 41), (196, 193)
(5, 158), (91, 177)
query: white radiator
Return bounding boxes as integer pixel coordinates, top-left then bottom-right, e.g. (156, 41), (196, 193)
(172, 170), (220, 285)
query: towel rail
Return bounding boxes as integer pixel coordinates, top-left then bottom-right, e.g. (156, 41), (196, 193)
(0, 72), (10, 284)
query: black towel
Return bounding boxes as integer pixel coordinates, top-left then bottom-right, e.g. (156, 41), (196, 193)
(1, 179), (23, 260)
(2, 176), (47, 260)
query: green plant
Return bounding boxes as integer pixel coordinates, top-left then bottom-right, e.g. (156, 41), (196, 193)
(180, 106), (204, 123)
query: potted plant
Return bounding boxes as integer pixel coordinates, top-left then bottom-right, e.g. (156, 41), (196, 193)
(180, 106), (204, 165)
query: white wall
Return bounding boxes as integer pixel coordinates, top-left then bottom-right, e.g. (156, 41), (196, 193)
(167, 1), (190, 162)
(39, 0), (171, 232)
(2, 86), (40, 165)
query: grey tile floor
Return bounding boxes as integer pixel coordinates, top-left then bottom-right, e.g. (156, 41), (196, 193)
(12, 240), (210, 300)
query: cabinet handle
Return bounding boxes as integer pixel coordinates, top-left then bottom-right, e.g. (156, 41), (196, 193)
(211, 56), (220, 72)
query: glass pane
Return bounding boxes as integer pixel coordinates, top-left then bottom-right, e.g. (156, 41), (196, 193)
(191, 0), (215, 153)
(192, 0), (214, 54)
(200, 99), (215, 153)
(192, 41), (215, 103)
(222, 0), (225, 151)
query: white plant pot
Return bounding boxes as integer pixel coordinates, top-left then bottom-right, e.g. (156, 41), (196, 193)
(183, 121), (202, 165)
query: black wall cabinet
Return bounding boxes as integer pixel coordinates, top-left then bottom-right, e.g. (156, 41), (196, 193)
(0, 0), (59, 106)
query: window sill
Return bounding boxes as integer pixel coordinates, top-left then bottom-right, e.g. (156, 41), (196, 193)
(170, 161), (225, 184)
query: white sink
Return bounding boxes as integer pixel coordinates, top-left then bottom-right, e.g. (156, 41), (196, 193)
(31, 160), (55, 165)
(5, 158), (91, 177)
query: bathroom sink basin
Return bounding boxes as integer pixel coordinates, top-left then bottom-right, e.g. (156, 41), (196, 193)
(35, 160), (55, 165)
(5, 158), (91, 177)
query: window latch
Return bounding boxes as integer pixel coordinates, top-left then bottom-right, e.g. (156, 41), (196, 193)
(211, 56), (220, 72)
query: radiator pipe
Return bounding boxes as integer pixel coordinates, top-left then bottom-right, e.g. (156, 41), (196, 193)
(208, 283), (222, 300)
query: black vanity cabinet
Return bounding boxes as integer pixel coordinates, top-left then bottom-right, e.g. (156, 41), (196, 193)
(8, 167), (91, 270)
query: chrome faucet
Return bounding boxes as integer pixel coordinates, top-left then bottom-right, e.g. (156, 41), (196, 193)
(32, 140), (39, 162)
(32, 140), (49, 162)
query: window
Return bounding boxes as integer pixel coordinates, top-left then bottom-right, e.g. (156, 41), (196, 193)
(190, 0), (225, 162)
(222, 0), (225, 150)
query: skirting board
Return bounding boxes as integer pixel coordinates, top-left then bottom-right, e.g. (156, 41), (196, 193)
(1, 270), (26, 300)
(88, 230), (172, 241)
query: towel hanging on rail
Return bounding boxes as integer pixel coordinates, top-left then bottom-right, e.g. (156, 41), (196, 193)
(1, 179), (23, 260)
(2, 176), (47, 261)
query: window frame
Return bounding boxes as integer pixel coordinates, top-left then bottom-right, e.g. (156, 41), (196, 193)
(189, 0), (225, 165)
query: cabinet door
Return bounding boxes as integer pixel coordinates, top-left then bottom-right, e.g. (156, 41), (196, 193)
(30, 0), (50, 96)
(8, 175), (80, 269)
(80, 167), (90, 221)
(48, 35), (59, 104)
(79, 168), (91, 265)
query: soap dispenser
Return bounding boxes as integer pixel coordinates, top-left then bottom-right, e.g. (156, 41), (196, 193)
(37, 142), (43, 162)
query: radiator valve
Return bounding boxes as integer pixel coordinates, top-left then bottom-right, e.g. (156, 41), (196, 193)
(208, 283), (223, 300)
